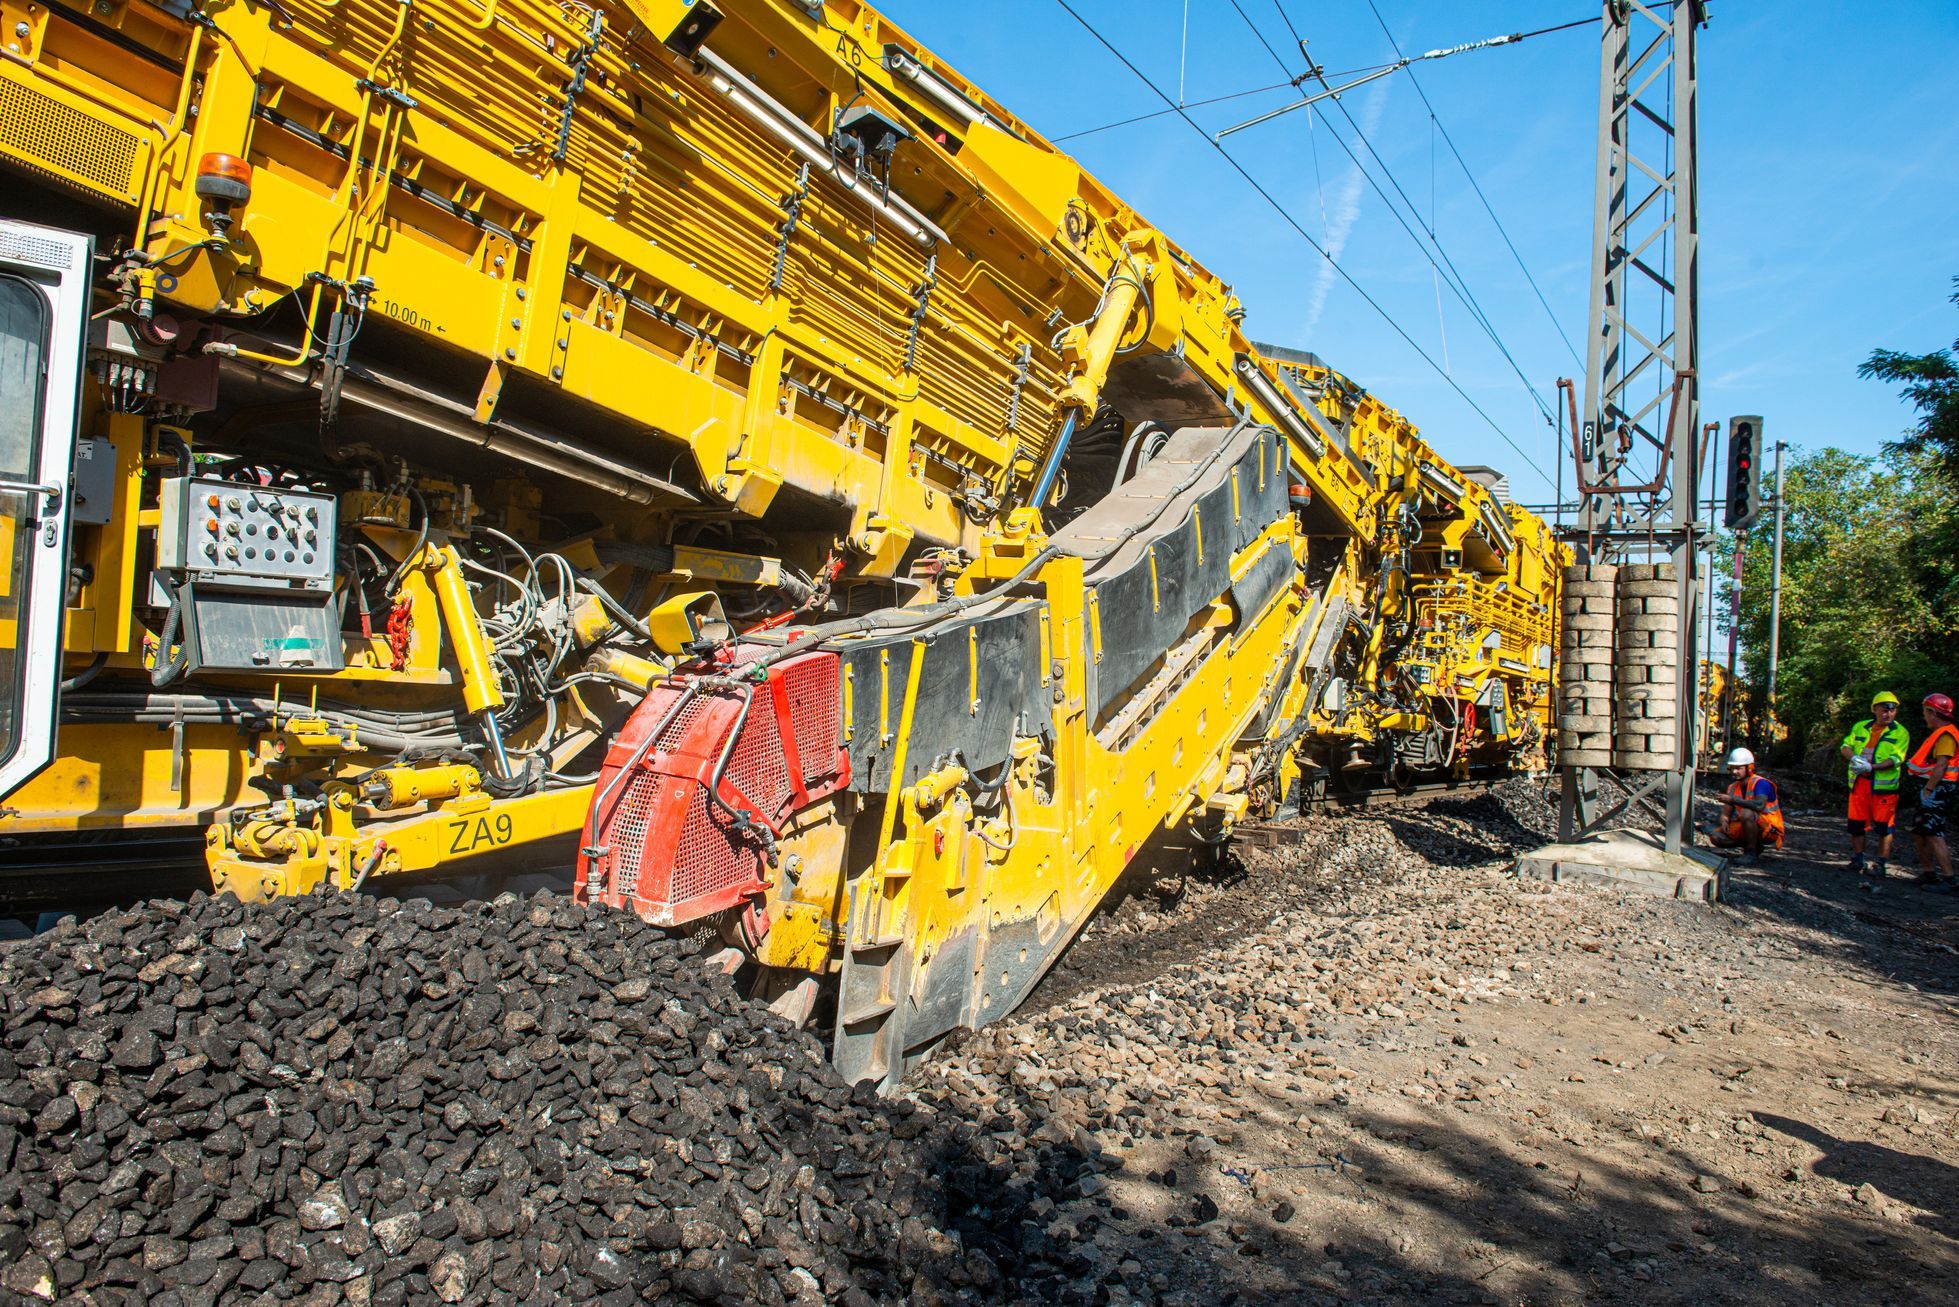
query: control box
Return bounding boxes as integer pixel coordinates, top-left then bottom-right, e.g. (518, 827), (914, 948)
(156, 476), (336, 588)
(153, 477), (343, 674)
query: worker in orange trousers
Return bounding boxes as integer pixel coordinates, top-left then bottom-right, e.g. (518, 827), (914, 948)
(1706, 747), (1784, 866)
(1840, 690), (1910, 886)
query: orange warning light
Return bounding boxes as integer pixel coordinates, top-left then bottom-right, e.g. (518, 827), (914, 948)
(195, 153), (253, 205)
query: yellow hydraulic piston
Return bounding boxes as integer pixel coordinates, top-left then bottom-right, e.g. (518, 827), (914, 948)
(1056, 253), (1152, 413)
(421, 544), (511, 773)
(360, 764), (482, 810)
(1025, 244), (1155, 515)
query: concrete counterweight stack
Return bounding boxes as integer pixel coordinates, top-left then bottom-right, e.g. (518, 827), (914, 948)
(1612, 563), (1682, 770)
(1558, 563), (1618, 768)
(1530, 557), (1715, 901)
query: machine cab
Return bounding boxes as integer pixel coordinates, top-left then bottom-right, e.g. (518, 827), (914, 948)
(0, 222), (88, 799)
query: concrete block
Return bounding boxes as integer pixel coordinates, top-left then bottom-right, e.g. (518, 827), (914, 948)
(1512, 828), (1725, 902)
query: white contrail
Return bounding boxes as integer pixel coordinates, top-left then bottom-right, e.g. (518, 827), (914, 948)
(1303, 80), (1392, 336)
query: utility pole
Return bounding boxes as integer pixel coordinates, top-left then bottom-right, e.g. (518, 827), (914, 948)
(1701, 420), (1721, 762)
(1558, 0), (1705, 853)
(1723, 539), (1743, 751)
(1764, 440), (1788, 741)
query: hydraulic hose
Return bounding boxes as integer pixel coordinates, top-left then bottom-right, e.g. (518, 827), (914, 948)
(149, 577), (189, 688)
(382, 487), (431, 598)
(739, 543), (1061, 674)
(59, 653), (109, 694)
(62, 689), (472, 752)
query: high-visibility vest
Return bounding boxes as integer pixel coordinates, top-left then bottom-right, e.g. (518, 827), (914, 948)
(1727, 774), (1781, 819)
(1910, 723), (1959, 786)
(1843, 718), (1911, 792)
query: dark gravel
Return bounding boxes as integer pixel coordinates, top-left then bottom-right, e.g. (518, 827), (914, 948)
(0, 781), (1565, 1307)
(0, 891), (1088, 1306)
(1032, 778), (1557, 1011)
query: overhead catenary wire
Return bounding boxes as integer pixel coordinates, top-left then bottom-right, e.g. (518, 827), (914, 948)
(1219, 6), (1600, 140)
(1233, 0), (1558, 429)
(1360, 0), (1586, 368)
(1240, 0), (1530, 382)
(1053, 64), (1400, 144)
(1052, 79), (1296, 143)
(1044, 0), (1556, 493)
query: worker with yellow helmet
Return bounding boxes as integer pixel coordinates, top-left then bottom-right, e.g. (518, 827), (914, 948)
(1840, 690), (1911, 888)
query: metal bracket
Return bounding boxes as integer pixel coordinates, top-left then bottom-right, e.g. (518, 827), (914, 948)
(1563, 371), (1692, 503)
(353, 78), (419, 111)
(319, 276), (375, 436)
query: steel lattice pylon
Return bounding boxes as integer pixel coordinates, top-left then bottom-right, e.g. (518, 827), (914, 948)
(1560, 0), (1708, 853)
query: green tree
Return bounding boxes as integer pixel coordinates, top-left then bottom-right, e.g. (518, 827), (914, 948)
(1859, 277), (1959, 615)
(1727, 282), (1959, 770)
(1860, 276), (1959, 480)
(1727, 449), (1943, 765)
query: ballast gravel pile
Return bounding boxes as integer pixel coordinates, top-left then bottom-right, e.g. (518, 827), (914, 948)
(0, 891), (1084, 1306)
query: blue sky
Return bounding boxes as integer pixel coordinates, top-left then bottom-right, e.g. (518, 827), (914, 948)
(876, 1), (1959, 502)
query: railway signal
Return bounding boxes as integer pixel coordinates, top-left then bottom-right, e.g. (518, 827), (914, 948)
(1724, 416), (1765, 530)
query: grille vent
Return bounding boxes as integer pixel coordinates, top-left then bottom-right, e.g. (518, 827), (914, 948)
(0, 78), (143, 204)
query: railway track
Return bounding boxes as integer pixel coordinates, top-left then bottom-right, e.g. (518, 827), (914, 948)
(1230, 773), (1536, 848)
(1027, 775), (1555, 1012)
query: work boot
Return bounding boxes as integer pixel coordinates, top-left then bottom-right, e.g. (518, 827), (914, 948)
(1848, 853), (1867, 875)
(1872, 860), (1889, 882)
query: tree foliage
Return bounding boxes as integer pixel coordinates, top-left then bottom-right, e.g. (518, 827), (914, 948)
(1859, 276), (1959, 482)
(1725, 283), (1959, 766)
(1857, 274), (1959, 615)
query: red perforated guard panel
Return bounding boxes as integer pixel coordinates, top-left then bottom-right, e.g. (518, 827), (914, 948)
(575, 651), (849, 927)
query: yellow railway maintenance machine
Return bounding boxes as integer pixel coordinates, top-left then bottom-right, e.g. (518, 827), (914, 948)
(0, 0), (1561, 1078)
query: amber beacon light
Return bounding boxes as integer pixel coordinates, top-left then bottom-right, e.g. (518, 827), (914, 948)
(194, 153), (253, 230)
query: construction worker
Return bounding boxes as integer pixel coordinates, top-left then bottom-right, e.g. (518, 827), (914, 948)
(1707, 747), (1784, 865)
(1906, 693), (1959, 890)
(1840, 691), (1911, 885)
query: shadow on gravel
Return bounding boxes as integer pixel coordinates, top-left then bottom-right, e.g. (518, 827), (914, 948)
(1028, 1097), (1959, 1307)
(1378, 790), (1554, 870)
(1757, 1112), (1959, 1242)
(1708, 806), (1959, 1001)
(1378, 814), (1517, 869)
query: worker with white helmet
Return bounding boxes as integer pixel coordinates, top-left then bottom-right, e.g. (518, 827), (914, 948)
(1706, 747), (1783, 865)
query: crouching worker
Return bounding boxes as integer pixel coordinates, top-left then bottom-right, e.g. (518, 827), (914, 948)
(1841, 691), (1910, 884)
(1707, 747), (1784, 865)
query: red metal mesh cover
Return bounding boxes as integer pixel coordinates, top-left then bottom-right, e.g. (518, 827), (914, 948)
(576, 651), (850, 926)
(725, 693), (792, 820)
(606, 770), (665, 899)
(670, 786), (760, 908)
(781, 654), (844, 789)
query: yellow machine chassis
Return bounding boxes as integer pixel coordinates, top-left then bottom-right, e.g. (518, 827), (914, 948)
(0, 0), (1562, 1065)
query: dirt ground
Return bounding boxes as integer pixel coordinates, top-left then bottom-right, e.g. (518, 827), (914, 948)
(914, 784), (1959, 1306)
